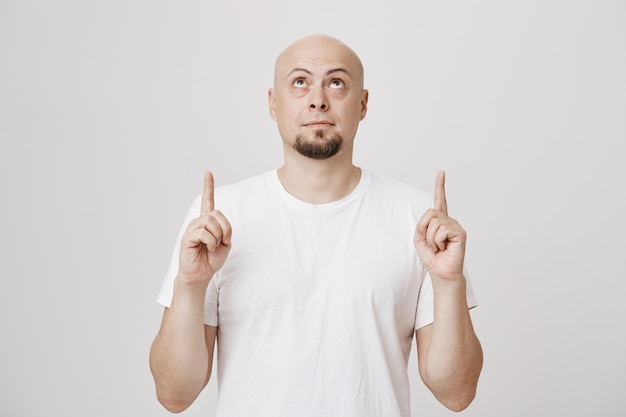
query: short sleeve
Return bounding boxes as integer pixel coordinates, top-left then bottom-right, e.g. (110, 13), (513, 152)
(203, 279), (219, 326)
(156, 196), (200, 308)
(414, 264), (478, 331)
(156, 196), (220, 326)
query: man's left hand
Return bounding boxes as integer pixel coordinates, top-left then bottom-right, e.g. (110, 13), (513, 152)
(414, 171), (466, 282)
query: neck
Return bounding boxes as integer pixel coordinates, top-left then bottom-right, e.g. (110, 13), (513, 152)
(277, 151), (361, 204)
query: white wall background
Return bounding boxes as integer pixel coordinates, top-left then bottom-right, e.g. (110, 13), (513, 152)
(1, 1), (624, 416)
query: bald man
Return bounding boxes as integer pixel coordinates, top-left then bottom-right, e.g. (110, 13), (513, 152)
(150, 35), (482, 416)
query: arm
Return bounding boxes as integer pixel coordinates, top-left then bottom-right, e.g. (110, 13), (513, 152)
(149, 172), (231, 413)
(415, 280), (482, 411)
(149, 294), (216, 412)
(414, 172), (483, 411)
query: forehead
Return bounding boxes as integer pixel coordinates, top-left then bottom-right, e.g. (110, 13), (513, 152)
(275, 38), (363, 83)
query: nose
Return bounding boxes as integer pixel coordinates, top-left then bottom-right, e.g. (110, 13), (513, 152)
(309, 88), (328, 111)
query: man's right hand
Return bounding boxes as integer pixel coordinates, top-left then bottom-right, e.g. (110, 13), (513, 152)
(177, 171), (232, 286)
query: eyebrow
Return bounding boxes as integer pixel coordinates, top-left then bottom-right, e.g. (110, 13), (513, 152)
(285, 67), (353, 80)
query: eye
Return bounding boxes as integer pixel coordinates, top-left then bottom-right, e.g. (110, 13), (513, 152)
(293, 78), (307, 88)
(329, 79), (345, 89)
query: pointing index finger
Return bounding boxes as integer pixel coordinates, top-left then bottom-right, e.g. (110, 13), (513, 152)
(201, 171), (215, 215)
(434, 170), (448, 215)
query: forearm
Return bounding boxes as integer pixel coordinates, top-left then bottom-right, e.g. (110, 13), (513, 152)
(150, 277), (214, 412)
(420, 277), (483, 411)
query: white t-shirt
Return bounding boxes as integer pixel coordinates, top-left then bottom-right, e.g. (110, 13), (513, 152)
(158, 169), (477, 417)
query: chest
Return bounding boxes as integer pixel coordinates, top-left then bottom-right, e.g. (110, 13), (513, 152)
(215, 202), (421, 331)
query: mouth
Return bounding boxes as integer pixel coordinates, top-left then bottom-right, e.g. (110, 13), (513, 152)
(303, 120), (334, 127)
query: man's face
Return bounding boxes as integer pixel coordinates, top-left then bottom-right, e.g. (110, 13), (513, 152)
(269, 36), (368, 160)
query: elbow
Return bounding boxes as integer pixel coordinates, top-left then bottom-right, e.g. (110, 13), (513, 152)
(156, 390), (194, 414)
(439, 388), (477, 412)
(149, 349), (209, 413)
(424, 364), (482, 412)
(151, 370), (209, 413)
(436, 343), (483, 412)
(152, 373), (209, 413)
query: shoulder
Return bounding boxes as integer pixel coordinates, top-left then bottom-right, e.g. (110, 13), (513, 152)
(211, 171), (279, 219)
(365, 170), (432, 206)
(185, 171), (273, 218)
(213, 171), (273, 201)
(358, 170), (433, 222)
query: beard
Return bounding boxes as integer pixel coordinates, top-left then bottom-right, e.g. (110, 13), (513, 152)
(293, 129), (343, 160)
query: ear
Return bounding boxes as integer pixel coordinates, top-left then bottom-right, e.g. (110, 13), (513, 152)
(359, 89), (369, 120)
(268, 88), (277, 121)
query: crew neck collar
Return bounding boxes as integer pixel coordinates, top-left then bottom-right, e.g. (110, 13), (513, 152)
(269, 168), (370, 211)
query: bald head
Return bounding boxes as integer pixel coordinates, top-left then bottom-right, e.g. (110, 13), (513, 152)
(274, 35), (364, 89)
(268, 35), (369, 162)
